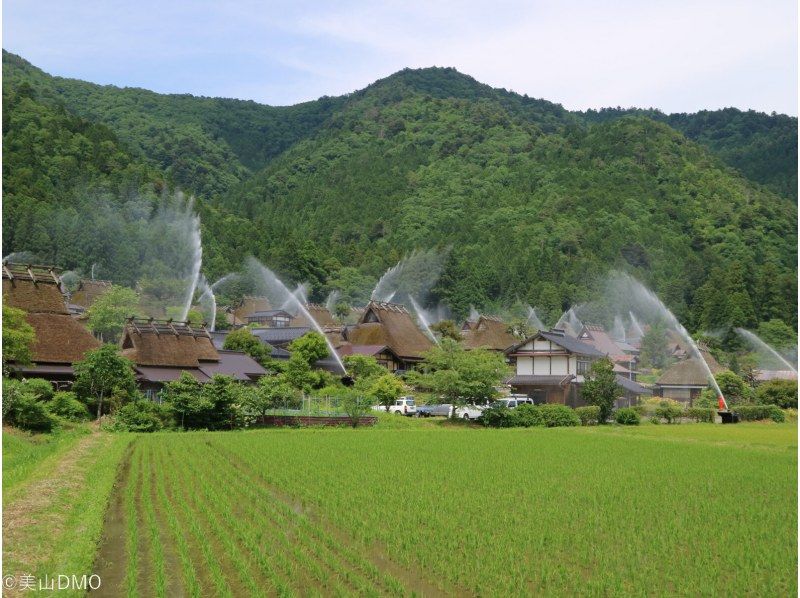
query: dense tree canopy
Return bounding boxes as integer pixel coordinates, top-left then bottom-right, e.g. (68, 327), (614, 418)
(3, 51), (796, 337)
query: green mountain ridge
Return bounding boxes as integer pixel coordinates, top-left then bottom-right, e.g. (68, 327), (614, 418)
(2, 50), (797, 334)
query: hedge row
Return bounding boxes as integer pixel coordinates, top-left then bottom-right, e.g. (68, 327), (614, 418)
(575, 406), (601, 425)
(734, 405), (786, 422)
(482, 404), (580, 428)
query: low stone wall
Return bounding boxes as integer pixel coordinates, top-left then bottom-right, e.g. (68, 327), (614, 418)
(257, 415), (378, 427)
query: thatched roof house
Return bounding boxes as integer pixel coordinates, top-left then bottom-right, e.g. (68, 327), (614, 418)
(69, 279), (112, 310)
(292, 303), (337, 328)
(461, 315), (517, 352)
(120, 317), (265, 393)
(233, 296), (273, 321)
(654, 347), (725, 404)
(2, 263), (101, 384)
(336, 343), (403, 372)
(343, 301), (434, 368)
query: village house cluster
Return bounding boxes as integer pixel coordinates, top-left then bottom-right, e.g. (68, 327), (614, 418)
(4, 262), (793, 404)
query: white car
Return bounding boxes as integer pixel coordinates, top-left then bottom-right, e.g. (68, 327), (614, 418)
(373, 397), (417, 416)
(493, 397), (534, 409)
(454, 404), (485, 420)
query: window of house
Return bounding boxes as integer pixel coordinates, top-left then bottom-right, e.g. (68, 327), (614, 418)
(577, 358), (591, 374)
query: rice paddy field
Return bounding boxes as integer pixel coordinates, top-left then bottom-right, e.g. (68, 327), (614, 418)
(86, 423), (795, 597)
(4, 422), (797, 596)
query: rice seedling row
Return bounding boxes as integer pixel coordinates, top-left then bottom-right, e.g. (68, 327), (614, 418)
(101, 425), (796, 596)
(185, 437), (389, 595)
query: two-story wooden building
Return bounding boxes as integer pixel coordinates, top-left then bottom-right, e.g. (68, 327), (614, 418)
(505, 328), (651, 407)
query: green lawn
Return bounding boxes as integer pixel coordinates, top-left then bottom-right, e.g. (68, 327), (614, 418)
(84, 422), (796, 596)
(3, 429), (133, 597)
(2, 425), (91, 500)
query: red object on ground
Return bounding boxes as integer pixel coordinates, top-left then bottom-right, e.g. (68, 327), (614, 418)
(718, 396), (726, 410)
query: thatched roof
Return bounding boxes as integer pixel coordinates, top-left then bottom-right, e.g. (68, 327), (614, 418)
(25, 312), (101, 363)
(461, 315), (517, 351)
(347, 301), (434, 360)
(655, 359), (713, 387)
(69, 279), (112, 309)
(292, 303), (336, 327)
(233, 296), (273, 320)
(3, 276), (67, 314)
(2, 266), (100, 364)
(120, 318), (219, 367)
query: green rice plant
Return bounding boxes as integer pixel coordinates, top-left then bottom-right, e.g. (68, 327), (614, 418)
(149, 443), (201, 597)
(150, 444), (232, 598)
(189, 441), (376, 595)
(206, 438), (405, 595)
(140, 444), (167, 597)
(124, 445), (142, 598)
(112, 425), (796, 596)
(158, 444), (267, 598)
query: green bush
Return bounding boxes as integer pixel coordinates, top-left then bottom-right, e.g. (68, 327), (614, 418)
(615, 408), (640, 425)
(2, 378), (22, 418)
(11, 392), (59, 432)
(654, 401), (685, 424)
(755, 379), (797, 409)
(19, 378), (55, 401)
(112, 401), (173, 432)
(47, 391), (90, 421)
(693, 392), (717, 408)
(509, 404), (543, 427)
(575, 405), (601, 426)
(483, 404), (579, 428)
(481, 404), (514, 428)
(686, 407), (716, 423)
(735, 404), (786, 422)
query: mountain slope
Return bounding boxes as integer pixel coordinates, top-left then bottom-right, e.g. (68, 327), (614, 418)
(2, 52), (796, 332)
(221, 86), (796, 327)
(582, 106), (798, 200)
(2, 51), (345, 199)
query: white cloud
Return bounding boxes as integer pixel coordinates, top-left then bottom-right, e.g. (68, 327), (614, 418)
(3, 0), (796, 113)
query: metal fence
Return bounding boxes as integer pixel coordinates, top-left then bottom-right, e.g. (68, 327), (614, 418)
(264, 395), (365, 417)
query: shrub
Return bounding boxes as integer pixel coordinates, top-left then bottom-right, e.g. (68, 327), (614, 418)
(575, 405), (601, 426)
(10, 392), (59, 432)
(649, 416), (660, 425)
(510, 404), (544, 427)
(755, 379), (797, 409)
(735, 405), (786, 422)
(686, 407), (716, 423)
(536, 405), (580, 427)
(2, 378), (22, 418)
(654, 400), (685, 424)
(483, 404), (579, 428)
(640, 397), (685, 416)
(481, 404), (514, 428)
(112, 401), (173, 432)
(693, 392), (717, 409)
(615, 407), (640, 425)
(47, 391), (90, 421)
(20, 377), (55, 401)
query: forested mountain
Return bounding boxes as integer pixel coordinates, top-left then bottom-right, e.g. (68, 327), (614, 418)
(582, 106), (798, 200)
(3, 51), (797, 333)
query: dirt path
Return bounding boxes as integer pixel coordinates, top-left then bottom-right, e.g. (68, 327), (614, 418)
(2, 431), (108, 584)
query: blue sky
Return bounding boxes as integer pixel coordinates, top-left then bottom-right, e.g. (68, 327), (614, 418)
(3, 0), (797, 114)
